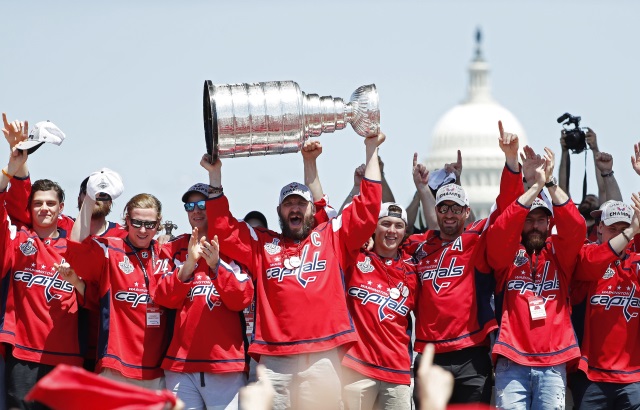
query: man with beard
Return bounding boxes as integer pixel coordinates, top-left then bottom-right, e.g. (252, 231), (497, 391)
(202, 133), (385, 410)
(408, 122), (525, 405)
(486, 147), (586, 410)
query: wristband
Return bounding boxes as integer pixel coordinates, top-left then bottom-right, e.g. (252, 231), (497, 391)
(209, 185), (223, 194)
(601, 170), (614, 178)
(622, 231), (632, 242)
(1, 168), (13, 179)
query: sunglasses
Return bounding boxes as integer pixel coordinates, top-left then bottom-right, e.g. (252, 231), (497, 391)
(129, 218), (158, 229)
(184, 200), (206, 212)
(437, 204), (465, 215)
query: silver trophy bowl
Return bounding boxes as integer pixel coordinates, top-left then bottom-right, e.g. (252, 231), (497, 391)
(203, 80), (379, 161)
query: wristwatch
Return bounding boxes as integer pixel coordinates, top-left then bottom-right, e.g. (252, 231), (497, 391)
(545, 176), (558, 188)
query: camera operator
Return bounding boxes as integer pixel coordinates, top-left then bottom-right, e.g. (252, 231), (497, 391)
(559, 127), (623, 242)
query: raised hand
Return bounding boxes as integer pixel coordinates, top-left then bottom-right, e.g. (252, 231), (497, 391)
(560, 130), (568, 152)
(200, 153), (221, 173)
(201, 234), (220, 269)
(444, 150), (462, 180)
(412, 152), (429, 191)
(595, 152), (613, 173)
(542, 147), (555, 182)
(364, 132), (386, 148)
(631, 193), (640, 235)
(521, 146), (544, 185)
(498, 120), (519, 159)
(2, 113), (28, 150)
(631, 142), (640, 176)
(187, 228), (203, 264)
(353, 164), (366, 187)
(301, 139), (322, 161)
(585, 127), (598, 151)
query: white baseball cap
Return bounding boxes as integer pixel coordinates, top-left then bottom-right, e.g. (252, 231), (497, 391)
(598, 201), (633, 226)
(16, 121), (65, 154)
(279, 182), (312, 204)
(86, 168), (124, 200)
(530, 198), (552, 216)
(379, 202), (408, 225)
(435, 184), (469, 206)
(590, 200), (615, 220)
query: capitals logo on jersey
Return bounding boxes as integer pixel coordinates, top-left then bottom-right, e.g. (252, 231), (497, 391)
(265, 244), (327, 288)
(348, 282), (410, 322)
(119, 256), (135, 274)
(264, 238), (282, 255)
(590, 283), (640, 322)
(507, 261), (559, 300)
(357, 257), (375, 274)
(514, 249), (528, 267)
(187, 277), (222, 311)
(19, 238), (37, 257)
(14, 262), (74, 303)
(419, 240), (465, 294)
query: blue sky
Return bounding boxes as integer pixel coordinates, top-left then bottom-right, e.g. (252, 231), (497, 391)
(2, 0), (638, 231)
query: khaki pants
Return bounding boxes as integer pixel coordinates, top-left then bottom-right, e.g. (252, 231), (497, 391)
(342, 366), (411, 410)
(259, 349), (343, 410)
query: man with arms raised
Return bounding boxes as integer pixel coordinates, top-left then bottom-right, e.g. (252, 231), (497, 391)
(202, 132), (385, 410)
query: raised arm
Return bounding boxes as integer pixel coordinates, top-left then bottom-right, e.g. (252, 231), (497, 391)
(339, 164), (365, 213)
(594, 151), (622, 202)
(302, 140), (324, 202)
(558, 130), (570, 196)
(379, 156), (396, 203)
(2, 113), (29, 179)
(585, 128), (607, 204)
(412, 153), (437, 229)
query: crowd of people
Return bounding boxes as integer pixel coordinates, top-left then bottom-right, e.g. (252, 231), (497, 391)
(1, 110), (640, 410)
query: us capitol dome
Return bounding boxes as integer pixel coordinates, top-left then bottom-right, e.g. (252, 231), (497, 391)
(426, 30), (528, 219)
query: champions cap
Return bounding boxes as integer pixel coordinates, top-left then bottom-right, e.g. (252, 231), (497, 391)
(181, 183), (211, 202)
(279, 182), (312, 204)
(435, 184), (469, 206)
(379, 202), (408, 225)
(530, 198), (552, 216)
(86, 168), (124, 200)
(598, 201), (633, 226)
(16, 121), (65, 154)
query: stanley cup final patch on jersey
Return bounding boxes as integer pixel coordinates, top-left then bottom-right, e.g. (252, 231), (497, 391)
(19, 238), (38, 257)
(119, 256), (135, 274)
(603, 266), (616, 279)
(513, 249), (528, 267)
(264, 238), (282, 255)
(357, 257), (375, 273)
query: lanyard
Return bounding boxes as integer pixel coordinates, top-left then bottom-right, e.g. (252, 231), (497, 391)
(124, 237), (155, 290)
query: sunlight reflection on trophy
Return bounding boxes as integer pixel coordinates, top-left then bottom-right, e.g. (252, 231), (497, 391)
(203, 80), (379, 161)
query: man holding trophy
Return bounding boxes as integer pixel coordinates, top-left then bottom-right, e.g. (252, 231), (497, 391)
(201, 114), (384, 410)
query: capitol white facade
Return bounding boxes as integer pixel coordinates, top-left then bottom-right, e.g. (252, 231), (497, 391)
(426, 32), (528, 219)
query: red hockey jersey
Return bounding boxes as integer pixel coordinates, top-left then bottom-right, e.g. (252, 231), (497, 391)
(572, 241), (640, 383)
(64, 236), (169, 379)
(153, 234), (253, 373)
(0, 191), (83, 366)
(403, 164), (524, 354)
(205, 178), (382, 356)
(342, 250), (418, 384)
(487, 199), (586, 366)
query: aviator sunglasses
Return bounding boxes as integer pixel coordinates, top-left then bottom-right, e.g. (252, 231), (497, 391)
(184, 200), (206, 212)
(129, 218), (159, 229)
(436, 204), (465, 215)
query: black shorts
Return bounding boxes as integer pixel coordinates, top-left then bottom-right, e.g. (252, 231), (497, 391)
(6, 354), (54, 410)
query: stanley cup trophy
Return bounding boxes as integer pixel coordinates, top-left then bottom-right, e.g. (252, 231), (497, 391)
(203, 80), (379, 161)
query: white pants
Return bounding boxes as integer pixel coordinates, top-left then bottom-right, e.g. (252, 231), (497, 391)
(100, 367), (166, 390)
(165, 370), (245, 410)
(342, 366), (412, 410)
(259, 349), (343, 410)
